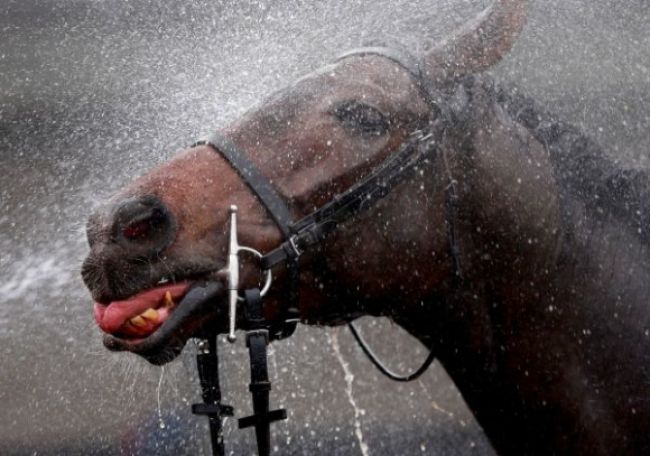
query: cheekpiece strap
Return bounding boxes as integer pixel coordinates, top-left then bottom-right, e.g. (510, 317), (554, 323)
(197, 133), (293, 239)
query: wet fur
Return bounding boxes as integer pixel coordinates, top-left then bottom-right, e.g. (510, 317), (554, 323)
(399, 74), (650, 455)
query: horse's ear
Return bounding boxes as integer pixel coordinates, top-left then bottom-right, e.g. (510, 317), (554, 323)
(422, 0), (528, 79)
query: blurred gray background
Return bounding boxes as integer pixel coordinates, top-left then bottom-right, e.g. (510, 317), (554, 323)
(1, 0), (648, 454)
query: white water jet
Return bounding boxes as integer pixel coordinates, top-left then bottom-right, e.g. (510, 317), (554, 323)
(327, 330), (370, 456)
(157, 366), (166, 430)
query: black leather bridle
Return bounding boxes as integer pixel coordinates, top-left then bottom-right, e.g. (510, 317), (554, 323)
(186, 45), (458, 456)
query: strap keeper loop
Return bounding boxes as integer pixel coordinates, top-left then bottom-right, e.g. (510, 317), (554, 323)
(249, 381), (272, 393)
(288, 235), (303, 257)
(245, 329), (269, 347)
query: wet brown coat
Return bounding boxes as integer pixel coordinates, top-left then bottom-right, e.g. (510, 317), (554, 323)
(82, 1), (649, 454)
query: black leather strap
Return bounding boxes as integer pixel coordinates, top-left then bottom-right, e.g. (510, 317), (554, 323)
(192, 337), (233, 456)
(261, 127), (439, 270)
(197, 133), (293, 239)
(238, 289), (287, 456)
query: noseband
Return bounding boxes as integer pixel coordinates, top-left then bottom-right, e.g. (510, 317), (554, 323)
(184, 46), (459, 456)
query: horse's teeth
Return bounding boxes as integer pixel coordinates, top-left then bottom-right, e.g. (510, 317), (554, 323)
(163, 291), (175, 308)
(130, 315), (147, 327)
(141, 308), (158, 321)
(157, 278), (169, 285)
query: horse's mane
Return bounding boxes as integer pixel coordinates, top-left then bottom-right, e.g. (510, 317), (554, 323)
(478, 77), (650, 245)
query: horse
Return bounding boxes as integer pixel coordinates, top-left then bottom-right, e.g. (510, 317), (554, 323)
(81, 0), (650, 454)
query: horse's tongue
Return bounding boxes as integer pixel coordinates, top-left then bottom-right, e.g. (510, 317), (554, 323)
(94, 283), (190, 334)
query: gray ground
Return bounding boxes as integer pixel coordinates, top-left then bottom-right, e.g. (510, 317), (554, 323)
(0, 1), (648, 454)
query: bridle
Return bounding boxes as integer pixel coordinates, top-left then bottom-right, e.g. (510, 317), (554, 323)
(182, 45), (460, 456)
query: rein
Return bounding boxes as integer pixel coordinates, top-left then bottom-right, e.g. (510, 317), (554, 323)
(184, 46), (458, 456)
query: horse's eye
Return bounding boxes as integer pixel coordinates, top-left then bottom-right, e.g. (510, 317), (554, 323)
(332, 101), (390, 136)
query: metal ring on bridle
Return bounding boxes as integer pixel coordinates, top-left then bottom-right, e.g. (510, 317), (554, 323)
(236, 246), (273, 299)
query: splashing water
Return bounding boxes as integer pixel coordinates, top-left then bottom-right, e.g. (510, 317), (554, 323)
(327, 330), (370, 456)
(157, 367), (166, 430)
(1, 0), (647, 454)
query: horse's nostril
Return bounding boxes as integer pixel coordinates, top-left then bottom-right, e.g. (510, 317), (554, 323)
(112, 196), (177, 255)
(122, 209), (166, 241)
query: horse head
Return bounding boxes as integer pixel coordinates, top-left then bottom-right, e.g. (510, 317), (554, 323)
(82, 0), (528, 365)
(82, 0), (650, 452)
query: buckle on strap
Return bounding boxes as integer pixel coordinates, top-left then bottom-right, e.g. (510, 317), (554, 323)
(260, 235), (303, 270)
(288, 235), (303, 257)
(192, 402), (234, 417)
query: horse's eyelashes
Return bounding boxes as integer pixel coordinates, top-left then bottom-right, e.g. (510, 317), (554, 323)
(331, 100), (390, 136)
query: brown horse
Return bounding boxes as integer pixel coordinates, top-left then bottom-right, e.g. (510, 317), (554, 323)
(81, 0), (650, 454)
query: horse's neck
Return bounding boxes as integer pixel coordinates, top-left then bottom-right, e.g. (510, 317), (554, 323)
(428, 222), (650, 455)
(407, 84), (650, 454)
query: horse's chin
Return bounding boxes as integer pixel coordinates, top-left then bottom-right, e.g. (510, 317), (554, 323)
(96, 280), (227, 365)
(102, 332), (188, 365)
